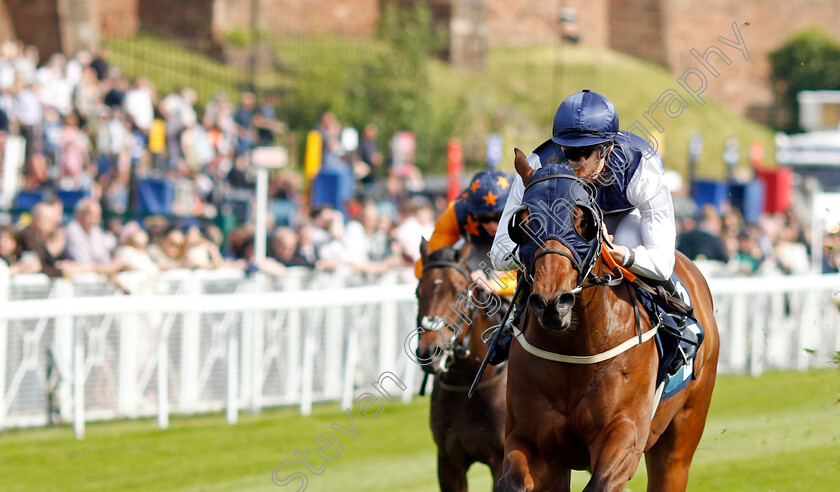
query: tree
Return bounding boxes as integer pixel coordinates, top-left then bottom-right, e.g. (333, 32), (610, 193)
(768, 27), (840, 132)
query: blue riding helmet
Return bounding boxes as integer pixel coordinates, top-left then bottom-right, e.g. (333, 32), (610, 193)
(551, 89), (619, 148)
(463, 169), (511, 216)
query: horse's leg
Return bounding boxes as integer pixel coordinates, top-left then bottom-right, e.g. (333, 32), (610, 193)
(583, 419), (645, 492)
(495, 433), (536, 492)
(487, 453), (505, 491)
(546, 469), (572, 492)
(645, 367), (717, 491)
(438, 452), (469, 492)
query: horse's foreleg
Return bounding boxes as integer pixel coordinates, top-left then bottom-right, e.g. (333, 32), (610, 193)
(584, 419), (645, 492)
(495, 433), (536, 492)
(438, 453), (469, 492)
(546, 469), (572, 492)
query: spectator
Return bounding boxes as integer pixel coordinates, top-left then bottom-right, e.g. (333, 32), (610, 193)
(90, 47), (109, 82)
(342, 201), (400, 274)
(311, 138), (354, 216)
(64, 198), (112, 268)
(233, 91), (256, 156)
(296, 220), (319, 265)
(775, 222), (810, 275)
(112, 225), (159, 276)
(16, 201), (67, 277)
(253, 93), (286, 147)
(0, 225), (40, 276)
(677, 205), (728, 262)
(57, 113), (93, 190)
(268, 227), (314, 268)
(183, 225), (224, 269)
(394, 198), (435, 263)
(358, 123), (382, 186)
(123, 77), (154, 131)
(733, 229), (764, 275)
(147, 226), (187, 270)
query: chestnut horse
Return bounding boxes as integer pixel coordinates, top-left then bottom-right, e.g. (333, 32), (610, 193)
(495, 151), (720, 491)
(415, 239), (508, 492)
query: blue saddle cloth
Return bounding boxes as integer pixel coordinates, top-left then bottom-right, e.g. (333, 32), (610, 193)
(635, 274), (704, 402)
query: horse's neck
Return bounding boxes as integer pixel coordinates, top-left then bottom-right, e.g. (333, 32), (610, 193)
(573, 259), (636, 343)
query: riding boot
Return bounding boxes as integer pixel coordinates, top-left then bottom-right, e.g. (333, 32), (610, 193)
(660, 279), (699, 373)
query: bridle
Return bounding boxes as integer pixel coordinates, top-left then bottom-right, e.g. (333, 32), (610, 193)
(418, 259), (483, 373)
(512, 172), (660, 365)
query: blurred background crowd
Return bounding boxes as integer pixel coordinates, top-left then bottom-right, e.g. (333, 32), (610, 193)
(0, 41), (836, 284)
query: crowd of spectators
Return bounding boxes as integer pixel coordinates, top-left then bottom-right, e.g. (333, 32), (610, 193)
(676, 203), (839, 277)
(0, 40), (837, 285)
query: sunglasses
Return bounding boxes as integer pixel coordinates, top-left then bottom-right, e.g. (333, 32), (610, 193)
(474, 213), (501, 224)
(561, 144), (604, 162)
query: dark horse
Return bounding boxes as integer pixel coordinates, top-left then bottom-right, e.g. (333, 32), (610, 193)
(495, 151), (720, 491)
(415, 239), (508, 491)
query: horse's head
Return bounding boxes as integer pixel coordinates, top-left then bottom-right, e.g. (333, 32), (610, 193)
(415, 240), (474, 374)
(509, 149), (602, 332)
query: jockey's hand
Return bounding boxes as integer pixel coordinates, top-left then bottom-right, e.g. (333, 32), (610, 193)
(470, 269), (489, 290)
(601, 224), (628, 265)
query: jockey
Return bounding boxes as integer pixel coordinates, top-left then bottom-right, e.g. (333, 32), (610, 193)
(491, 89), (676, 285)
(488, 90), (698, 370)
(415, 169), (516, 296)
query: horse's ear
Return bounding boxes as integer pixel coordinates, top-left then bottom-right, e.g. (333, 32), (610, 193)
(420, 237), (430, 261)
(514, 148), (533, 187)
(457, 242), (472, 265)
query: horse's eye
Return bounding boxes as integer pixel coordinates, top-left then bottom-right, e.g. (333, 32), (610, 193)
(509, 212), (528, 245)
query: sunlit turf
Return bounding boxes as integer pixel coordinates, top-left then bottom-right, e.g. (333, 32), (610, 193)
(2, 369), (837, 491)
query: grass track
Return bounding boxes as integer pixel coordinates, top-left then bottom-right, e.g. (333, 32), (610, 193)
(2, 369), (838, 491)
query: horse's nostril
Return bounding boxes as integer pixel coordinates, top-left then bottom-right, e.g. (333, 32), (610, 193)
(528, 293), (547, 316)
(556, 292), (575, 311)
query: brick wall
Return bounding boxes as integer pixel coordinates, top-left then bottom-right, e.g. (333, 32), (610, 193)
(212, 0), (379, 38)
(99, 0), (138, 37)
(5, 0), (62, 56)
(661, 0), (840, 120)
(608, 0), (667, 66)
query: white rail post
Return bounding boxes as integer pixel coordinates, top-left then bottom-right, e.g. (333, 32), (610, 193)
(180, 275), (202, 413)
(729, 292), (748, 374)
(379, 298), (397, 377)
(118, 308), (138, 418)
(300, 326), (315, 416)
(341, 318), (361, 409)
(0, 272), (9, 430)
(401, 307), (417, 405)
(157, 318), (169, 430)
(749, 294), (766, 377)
(54, 279), (74, 422)
(325, 298), (343, 400)
(227, 323), (239, 425)
(249, 273), (266, 413)
(73, 322), (85, 439)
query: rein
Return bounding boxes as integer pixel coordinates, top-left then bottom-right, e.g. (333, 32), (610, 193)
(435, 364), (506, 393)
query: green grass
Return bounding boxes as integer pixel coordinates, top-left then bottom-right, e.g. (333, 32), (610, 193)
(1, 369), (838, 491)
(104, 34), (774, 179)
